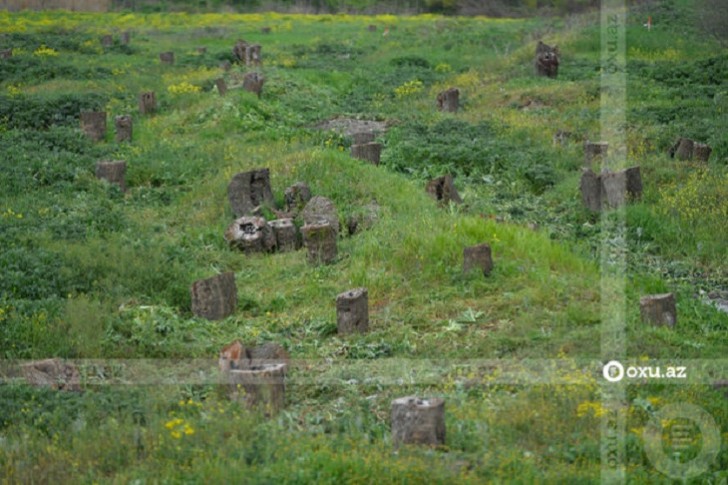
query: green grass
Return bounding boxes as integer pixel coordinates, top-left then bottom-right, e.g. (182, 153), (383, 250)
(0, 1), (726, 482)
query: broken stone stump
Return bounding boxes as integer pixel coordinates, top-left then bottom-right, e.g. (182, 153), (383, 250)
(535, 41), (559, 78)
(693, 143), (712, 162)
(190, 272), (237, 320)
(80, 111), (107, 142)
(1, 48), (12, 59)
(139, 91), (156, 115)
(624, 166), (643, 200)
(227, 168), (275, 217)
(269, 218), (300, 252)
(284, 182), (312, 213)
(159, 51), (174, 65)
(426, 175), (462, 205)
(21, 358), (81, 392)
(336, 287), (369, 335)
(121, 31), (131, 45)
(114, 115), (132, 142)
(243, 72), (265, 97)
(350, 142), (382, 165)
(301, 223), (337, 265)
(352, 132), (375, 145)
(302, 196), (339, 235)
(673, 137), (694, 161)
(233, 40), (247, 62)
(437, 87), (460, 113)
(346, 199), (380, 236)
(95, 160), (127, 192)
(463, 243), (493, 277)
(391, 396), (445, 448)
(225, 216), (276, 254)
(600, 166), (642, 208)
(215, 78), (227, 96)
(229, 363), (286, 414)
(584, 141), (608, 168)
(640, 293), (677, 328)
(101, 34), (113, 47)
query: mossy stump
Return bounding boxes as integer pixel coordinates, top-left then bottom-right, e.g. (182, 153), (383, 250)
(95, 160), (127, 192)
(391, 396), (445, 448)
(80, 111), (106, 142)
(190, 272), (237, 321)
(463, 243), (493, 277)
(336, 287), (369, 335)
(301, 222), (337, 265)
(114, 115), (132, 142)
(640, 293), (677, 328)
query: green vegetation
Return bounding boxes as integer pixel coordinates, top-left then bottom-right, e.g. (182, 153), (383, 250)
(0, 0), (726, 481)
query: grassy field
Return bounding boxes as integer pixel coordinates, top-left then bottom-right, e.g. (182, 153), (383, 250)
(0, 1), (726, 482)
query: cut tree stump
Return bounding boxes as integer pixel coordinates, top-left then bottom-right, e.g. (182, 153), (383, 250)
(114, 115), (132, 142)
(391, 396), (445, 448)
(350, 142), (382, 165)
(301, 222), (337, 265)
(1, 48), (13, 59)
(101, 34), (113, 47)
(80, 111), (107, 142)
(159, 51), (174, 65)
(302, 196), (339, 235)
(139, 91), (156, 114)
(21, 358), (81, 392)
(246, 44), (262, 66)
(352, 132), (375, 145)
(224, 216), (276, 254)
(426, 175), (462, 205)
(243, 72), (265, 97)
(640, 293), (677, 328)
(535, 41), (559, 78)
(215, 78), (227, 96)
(95, 160), (127, 192)
(229, 363), (286, 414)
(121, 31), (131, 45)
(190, 272), (237, 320)
(693, 143), (712, 162)
(233, 40), (247, 62)
(269, 218), (300, 252)
(580, 168), (602, 212)
(227, 168), (275, 217)
(437, 87), (460, 113)
(463, 243), (493, 277)
(284, 182), (312, 213)
(584, 141), (608, 168)
(336, 287), (369, 335)
(580, 167), (641, 211)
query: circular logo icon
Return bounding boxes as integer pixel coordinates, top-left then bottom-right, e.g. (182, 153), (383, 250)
(603, 361), (624, 382)
(643, 402), (720, 480)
